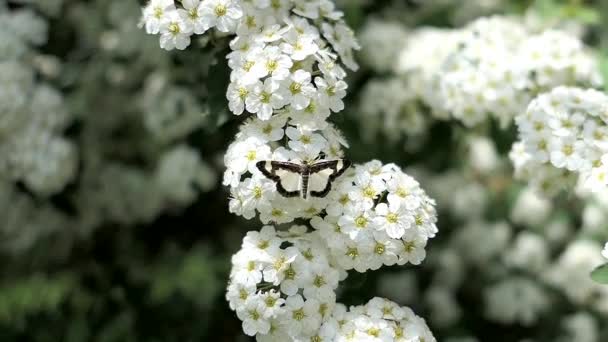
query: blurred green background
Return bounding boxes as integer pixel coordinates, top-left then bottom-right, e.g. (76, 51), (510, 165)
(1, 0), (608, 341)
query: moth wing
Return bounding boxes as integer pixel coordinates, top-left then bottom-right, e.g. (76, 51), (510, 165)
(308, 168), (335, 196)
(275, 169), (301, 195)
(308, 159), (351, 198)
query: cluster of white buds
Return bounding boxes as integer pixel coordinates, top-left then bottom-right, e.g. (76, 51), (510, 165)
(142, 1), (438, 340)
(511, 86), (608, 194)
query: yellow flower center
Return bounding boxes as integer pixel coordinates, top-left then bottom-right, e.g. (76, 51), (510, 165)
(266, 59), (278, 72)
(354, 215), (368, 228)
(289, 82), (302, 95)
(313, 275), (326, 287)
(346, 247), (359, 259)
(374, 243), (385, 255)
(257, 240), (269, 249)
(243, 60), (255, 72)
(403, 241), (416, 253)
(299, 135), (311, 144)
(326, 86), (336, 97)
(264, 296), (277, 307)
(292, 308), (306, 321)
(238, 87), (248, 100)
(169, 22), (180, 35)
(363, 186), (376, 198)
(153, 7), (163, 18)
(386, 213), (399, 224)
(239, 288), (248, 300)
(253, 186), (263, 199)
(367, 328), (380, 337)
(262, 124), (273, 135)
(214, 4), (227, 16)
(273, 256), (286, 270)
(260, 91), (271, 104)
(249, 309), (260, 320)
(284, 265), (296, 280)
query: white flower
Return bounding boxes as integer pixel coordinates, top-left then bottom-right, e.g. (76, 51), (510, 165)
(231, 248), (264, 286)
(242, 225), (281, 258)
(282, 69), (316, 110)
(246, 78), (287, 120)
(262, 246), (298, 285)
(322, 22), (360, 71)
(226, 281), (256, 311)
(259, 290), (285, 318)
(142, 0), (176, 34)
(302, 262), (339, 301)
(241, 115), (287, 142)
(227, 79), (253, 115)
(350, 172), (385, 210)
(280, 27), (319, 61)
(281, 295), (322, 336)
(224, 137), (271, 184)
(603, 242), (608, 260)
(177, 0), (208, 34)
(251, 46), (293, 80)
(315, 76), (347, 113)
(199, 0), (243, 33)
(285, 126), (327, 159)
(158, 13), (192, 50)
(290, 95), (331, 131)
(374, 201), (413, 239)
(397, 236), (427, 265)
(237, 298), (271, 336)
(338, 204), (375, 240)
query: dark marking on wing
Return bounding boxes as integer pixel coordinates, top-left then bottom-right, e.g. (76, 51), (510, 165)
(309, 159), (352, 198)
(256, 161), (303, 198)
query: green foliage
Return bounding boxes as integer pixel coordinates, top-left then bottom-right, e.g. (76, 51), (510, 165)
(148, 245), (223, 308)
(0, 274), (74, 327)
(591, 264), (608, 284)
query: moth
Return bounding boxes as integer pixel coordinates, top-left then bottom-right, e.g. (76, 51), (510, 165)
(256, 159), (352, 199)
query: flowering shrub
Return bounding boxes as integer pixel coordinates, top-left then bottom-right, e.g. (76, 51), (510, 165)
(3, 0), (608, 341)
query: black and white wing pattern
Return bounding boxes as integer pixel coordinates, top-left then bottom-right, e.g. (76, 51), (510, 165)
(256, 159), (351, 199)
(256, 161), (304, 198)
(307, 159), (351, 198)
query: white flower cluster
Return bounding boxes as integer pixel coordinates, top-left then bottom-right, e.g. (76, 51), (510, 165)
(227, 229), (436, 342)
(141, 0), (359, 123)
(136, 0), (443, 339)
(224, 116), (439, 272)
(544, 240), (608, 314)
(226, 227), (342, 339)
(511, 86), (608, 194)
(484, 277), (548, 326)
(358, 15), (603, 141)
(311, 161), (438, 272)
(358, 19), (407, 73)
(434, 17), (602, 127)
(319, 298), (435, 342)
(0, 7), (77, 196)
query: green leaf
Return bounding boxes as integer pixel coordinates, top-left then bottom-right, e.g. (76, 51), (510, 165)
(561, 5), (600, 24)
(591, 264), (608, 284)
